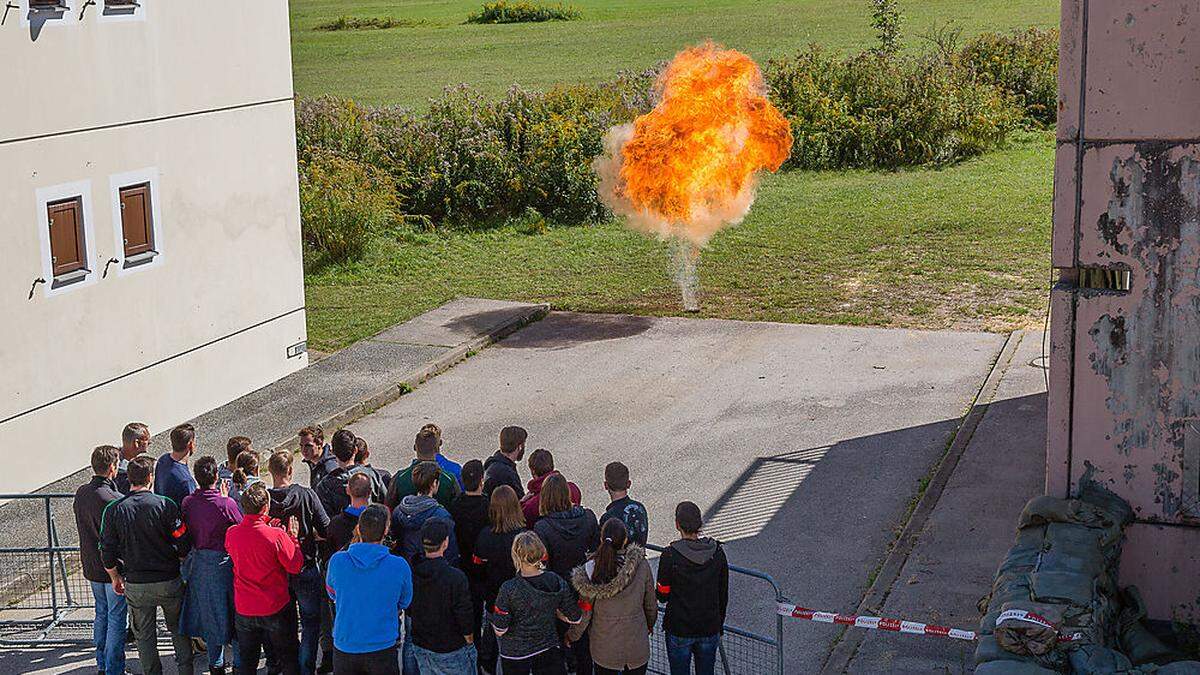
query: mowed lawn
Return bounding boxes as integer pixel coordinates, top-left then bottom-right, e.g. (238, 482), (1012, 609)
(305, 131), (1053, 353)
(290, 0), (1060, 107)
(291, 0), (1060, 353)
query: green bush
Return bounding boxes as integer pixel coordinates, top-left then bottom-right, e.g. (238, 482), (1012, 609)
(467, 1), (580, 24)
(960, 27), (1058, 126)
(766, 47), (1023, 170)
(298, 69), (656, 233)
(299, 152), (400, 266)
(870, 0), (903, 55)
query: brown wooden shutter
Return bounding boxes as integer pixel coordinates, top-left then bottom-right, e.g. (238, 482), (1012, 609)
(29, 0), (60, 8)
(119, 183), (154, 257)
(47, 197), (86, 276)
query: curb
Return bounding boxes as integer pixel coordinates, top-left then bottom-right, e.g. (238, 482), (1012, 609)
(266, 302), (550, 455)
(820, 330), (1026, 674)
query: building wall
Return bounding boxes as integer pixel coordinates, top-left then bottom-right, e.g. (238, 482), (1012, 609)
(0, 0), (307, 493)
(1050, 0), (1200, 621)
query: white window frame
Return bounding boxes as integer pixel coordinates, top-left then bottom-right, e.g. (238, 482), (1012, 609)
(19, 0), (77, 29)
(109, 168), (164, 276)
(97, 0), (146, 24)
(35, 180), (98, 298)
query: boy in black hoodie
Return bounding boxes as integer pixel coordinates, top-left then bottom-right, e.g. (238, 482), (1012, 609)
(410, 519), (478, 673)
(448, 460), (490, 645)
(656, 501), (729, 675)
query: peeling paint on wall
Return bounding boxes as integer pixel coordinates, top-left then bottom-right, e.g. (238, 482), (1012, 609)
(1085, 144), (1200, 521)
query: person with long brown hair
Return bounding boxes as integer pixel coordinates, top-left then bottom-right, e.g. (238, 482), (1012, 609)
(473, 486), (528, 675)
(533, 474), (600, 675)
(568, 519), (656, 675)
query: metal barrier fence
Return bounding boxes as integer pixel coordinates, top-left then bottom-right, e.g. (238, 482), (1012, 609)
(0, 494), (787, 674)
(645, 543), (786, 675)
(0, 493), (96, 647)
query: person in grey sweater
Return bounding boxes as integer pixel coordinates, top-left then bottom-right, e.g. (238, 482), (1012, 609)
(492, 532), (581, 675)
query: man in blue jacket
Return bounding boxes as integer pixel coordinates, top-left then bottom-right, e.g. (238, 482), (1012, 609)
(325, 504), (412, 675)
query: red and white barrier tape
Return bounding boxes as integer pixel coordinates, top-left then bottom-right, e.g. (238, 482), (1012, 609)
(776, 604), (1086, 644)
(776, 602), (976, 641)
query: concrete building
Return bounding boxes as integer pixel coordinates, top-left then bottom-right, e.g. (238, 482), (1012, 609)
(0, 0), (307, 493)
(1049, 0), (1200, 622)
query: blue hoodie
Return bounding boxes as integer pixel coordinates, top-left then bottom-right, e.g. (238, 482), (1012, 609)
(390, 494), (459, 566)
(325, 542), (413, 654)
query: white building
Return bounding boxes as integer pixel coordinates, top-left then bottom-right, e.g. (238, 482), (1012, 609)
(0, 0), (307, 493)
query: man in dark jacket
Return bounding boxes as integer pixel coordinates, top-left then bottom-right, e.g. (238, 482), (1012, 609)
(100, 455), (195, 675)
(299, 425), (339, 489)
(482, 426), (527, 499)
(391, 462), (459, 566)
(448, 460), (489, 645)
(73, 445), (127, 675)
(655, 501), (729, 675)
(386, 428), (460, 509)
(599, 461), (649, 546)
(315, 430), (385, 518)
(267, 450), (330, 675)
(115, 421), (150, 494)
(410, 519), (477, 672)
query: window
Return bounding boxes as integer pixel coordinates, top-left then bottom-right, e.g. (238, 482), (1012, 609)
(119, 183), (155, 260)
(47, 197), (87, 279)
(29, 0), (63, 8)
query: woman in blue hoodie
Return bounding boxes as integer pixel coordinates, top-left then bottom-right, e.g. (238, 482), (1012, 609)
(326, 504), (413, 675)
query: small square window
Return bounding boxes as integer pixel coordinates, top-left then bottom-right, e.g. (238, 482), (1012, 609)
(119, 183), (155, 260)
(30, 0), (63, 8)
(47, 196), (87, 279)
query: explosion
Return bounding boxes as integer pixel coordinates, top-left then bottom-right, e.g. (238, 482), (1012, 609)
(596, 42), (792, 310)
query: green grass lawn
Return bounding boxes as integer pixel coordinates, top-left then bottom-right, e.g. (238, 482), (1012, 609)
(293, 0), (1059, 352)
(291, 0), (1060, 107)
(305, 130), (1053, 353)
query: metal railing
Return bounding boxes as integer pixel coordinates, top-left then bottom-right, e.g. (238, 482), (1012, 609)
(646, 542), (786, 675)
(0, 493), (96, 647)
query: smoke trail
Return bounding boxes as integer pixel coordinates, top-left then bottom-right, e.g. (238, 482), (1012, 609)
(594, 42), (792, 311)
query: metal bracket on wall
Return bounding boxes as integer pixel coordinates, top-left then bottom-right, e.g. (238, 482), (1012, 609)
(1057, 266), (1132, 293)
(1, 3), (17, 25)
(27, 278), (45, 300)
(77, 0), (93, 19)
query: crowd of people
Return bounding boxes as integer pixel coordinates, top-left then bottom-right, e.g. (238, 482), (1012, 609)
(72, 421), (730, 675)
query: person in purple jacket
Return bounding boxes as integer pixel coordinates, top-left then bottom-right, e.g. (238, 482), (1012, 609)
(180, 455), (243, 674)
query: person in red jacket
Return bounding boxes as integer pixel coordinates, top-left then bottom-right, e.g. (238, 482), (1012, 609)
(225, 481), (303, 675)
(520, 449), (581, 528)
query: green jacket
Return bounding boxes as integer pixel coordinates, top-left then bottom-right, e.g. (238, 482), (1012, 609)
(385, 459), (460, 510)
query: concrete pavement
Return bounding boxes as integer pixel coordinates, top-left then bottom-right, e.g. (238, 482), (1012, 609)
(347, 312), (1008, 672)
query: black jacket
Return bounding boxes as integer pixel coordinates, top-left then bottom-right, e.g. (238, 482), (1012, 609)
(533, 506), (599, 582)
(600, 496), (649, 547)
(316, 466), (386, 518)
(474, 526), (525, 602)
(322, 508), (361, 565)
(448, 493), (489, 590)
(482, 452), (524, 499)
(655, 537), (729, 637)
(73, 476), (123, 583)
(304, 446), (340, 489)
(269, 483), (330, 568)
(99, 490), (191, 583)
(410, 556), (474, 653)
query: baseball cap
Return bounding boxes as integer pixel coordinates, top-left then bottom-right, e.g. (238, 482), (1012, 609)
(421, 519), (451, 548)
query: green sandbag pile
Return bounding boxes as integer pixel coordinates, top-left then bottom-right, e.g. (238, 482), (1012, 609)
(976, 484), (1132, 672)
(975, 485), (1199, 674)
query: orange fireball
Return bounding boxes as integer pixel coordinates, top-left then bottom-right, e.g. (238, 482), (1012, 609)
(597, 42), (792, 246)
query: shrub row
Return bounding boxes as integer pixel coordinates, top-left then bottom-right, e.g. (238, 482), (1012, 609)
(297, 27), (1058, 261)
(466, 1), (580, 24)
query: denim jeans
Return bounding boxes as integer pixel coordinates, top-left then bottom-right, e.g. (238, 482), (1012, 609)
(413, 643), (477, 675)
(401, 614), (419, 675)
(292, 564), (324, 675)
(664, 633), (719, 675)
(91, 581), (127, 675)
(235, 604), (300, 675)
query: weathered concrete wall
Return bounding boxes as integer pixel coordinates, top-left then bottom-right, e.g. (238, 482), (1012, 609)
(1051, 0), (1200, 621)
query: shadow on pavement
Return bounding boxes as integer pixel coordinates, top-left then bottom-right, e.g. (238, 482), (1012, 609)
(491, 312), (656, 350)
